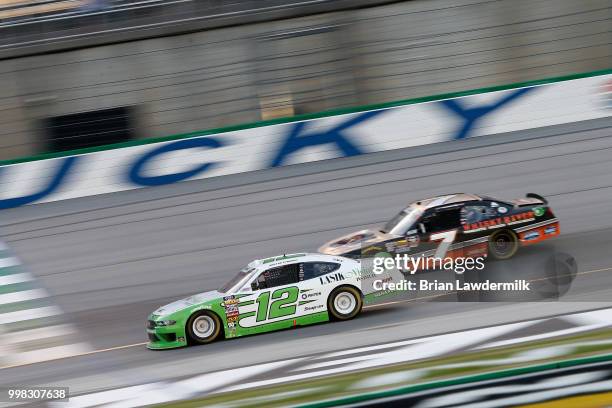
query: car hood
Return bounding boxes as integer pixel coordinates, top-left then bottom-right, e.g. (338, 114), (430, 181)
(152, 290), (222, 316)
(318, 228), (396, 255)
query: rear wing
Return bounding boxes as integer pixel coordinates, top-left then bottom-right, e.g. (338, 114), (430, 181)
(526, 193), (548, 204)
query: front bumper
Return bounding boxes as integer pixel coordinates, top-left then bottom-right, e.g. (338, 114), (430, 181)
(146, 324), (188, 349)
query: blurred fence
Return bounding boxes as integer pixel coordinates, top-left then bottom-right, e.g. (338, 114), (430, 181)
(0, 0), (386, 56)
(0, 0), (610, 160)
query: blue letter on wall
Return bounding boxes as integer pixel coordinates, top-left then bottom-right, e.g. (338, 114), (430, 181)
(128, 137), (224, 187)
(0, 156), (79, 210)
(270, 110), (387, 168)
(439, 87), (536, 140)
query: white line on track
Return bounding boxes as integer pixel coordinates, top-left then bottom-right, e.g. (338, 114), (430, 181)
(0, 257), (19, 268)
(0, 305), (62, 324)
(322, 338), (423, 358)
(476, 325), (612, 350)
(2, 343), (93, 368)
(0, 288), (47, 305)
(2, 324), (77, 344)
(0, 272), (32, 286)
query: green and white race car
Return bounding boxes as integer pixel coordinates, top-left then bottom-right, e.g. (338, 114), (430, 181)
(147, 253), (383, 349)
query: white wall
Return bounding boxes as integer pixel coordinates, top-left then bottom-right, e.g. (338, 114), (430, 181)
(0, 73), (610, 210)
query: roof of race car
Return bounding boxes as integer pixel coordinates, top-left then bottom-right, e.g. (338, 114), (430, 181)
(248, 252), (351, 269)
(409, 193), (482, 209)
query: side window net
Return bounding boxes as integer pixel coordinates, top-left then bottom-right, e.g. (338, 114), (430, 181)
(300, 262), (340, 281)
(260, 264), (300, 288)
(426, 208), (461, 233)
(461, 205), (490, 224)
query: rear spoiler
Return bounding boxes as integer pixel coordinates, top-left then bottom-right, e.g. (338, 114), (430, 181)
(526, 193), (548, 204)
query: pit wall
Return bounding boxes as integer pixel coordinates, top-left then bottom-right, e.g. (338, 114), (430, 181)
(0, 71), (610, 210)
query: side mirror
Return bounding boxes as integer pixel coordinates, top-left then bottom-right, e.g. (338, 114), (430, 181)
(418, 223), (426, 234)
(251, 282), (259, 291)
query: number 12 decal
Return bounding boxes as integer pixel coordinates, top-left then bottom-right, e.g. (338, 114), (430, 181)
(255, 286), (299, 321)
(430, 230), (457, 258)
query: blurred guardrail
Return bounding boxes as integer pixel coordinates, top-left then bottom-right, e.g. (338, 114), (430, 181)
(0, 0), (394, 57)
(0, 0), (609, 160)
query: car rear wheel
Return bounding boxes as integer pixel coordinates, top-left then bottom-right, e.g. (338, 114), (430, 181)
(328, 286), (363, 321)
(187, 311), (221, 344)
(489, 229), (519, 260)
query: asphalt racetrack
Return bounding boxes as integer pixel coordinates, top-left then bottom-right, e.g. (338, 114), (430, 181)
(1, 117), (612, 396)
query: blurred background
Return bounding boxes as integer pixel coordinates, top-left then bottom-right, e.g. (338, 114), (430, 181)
(0, 1), (611, 406)
(0, 0), (609, 160)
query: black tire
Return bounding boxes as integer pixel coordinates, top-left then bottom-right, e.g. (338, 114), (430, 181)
(186, 311), (222, 345)
(488, 229), (519, 260)
(327, 286), (363, 321)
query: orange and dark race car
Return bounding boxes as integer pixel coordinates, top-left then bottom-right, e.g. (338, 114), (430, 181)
(318, 193), (559, 261)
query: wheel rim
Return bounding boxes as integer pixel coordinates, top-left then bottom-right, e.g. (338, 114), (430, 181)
(192, 315), (215, 338)
(493, 233), (514, 256)
(334, 292), (357, 315)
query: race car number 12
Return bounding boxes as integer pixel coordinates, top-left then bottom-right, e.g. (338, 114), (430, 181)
(255, 287), (299, 321)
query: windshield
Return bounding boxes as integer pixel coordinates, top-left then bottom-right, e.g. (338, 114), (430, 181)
(382, 210), (407, 233)
(382, 208), (422, 235)
(218, 267), (255, 293)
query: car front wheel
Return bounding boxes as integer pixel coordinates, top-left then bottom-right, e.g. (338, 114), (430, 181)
(187, 311), (221, 344)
